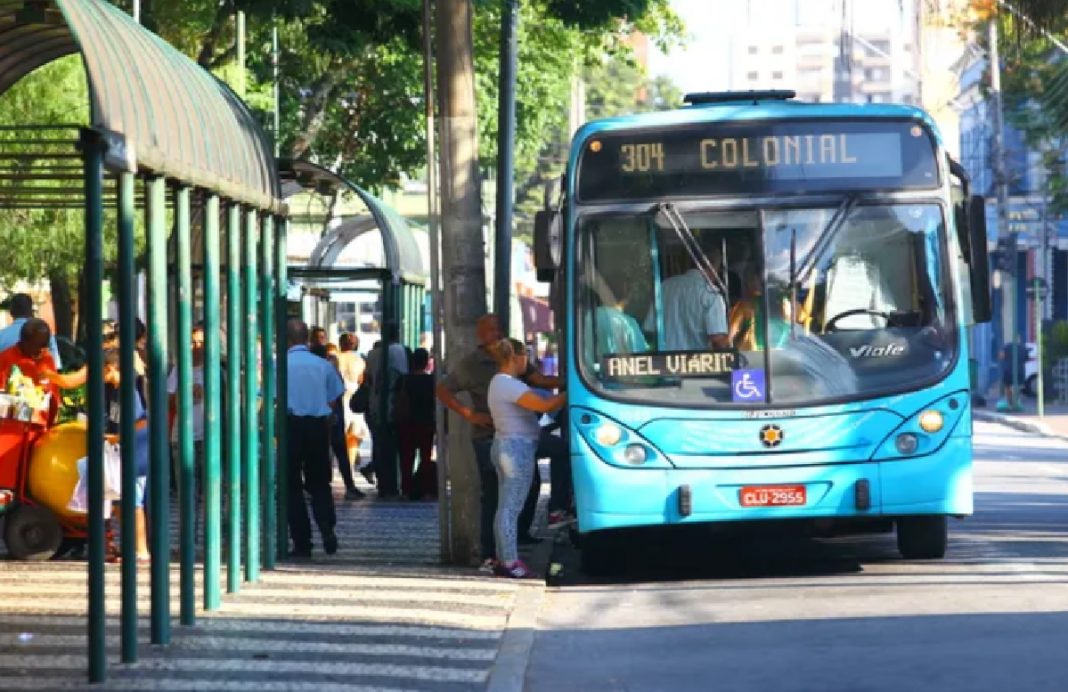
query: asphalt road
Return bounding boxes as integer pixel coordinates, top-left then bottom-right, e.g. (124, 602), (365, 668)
(526, 421), (1068, 692)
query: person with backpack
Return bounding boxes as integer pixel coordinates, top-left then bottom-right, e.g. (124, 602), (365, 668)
(361, 326), (408, 500)
(394, 348), (437, 501)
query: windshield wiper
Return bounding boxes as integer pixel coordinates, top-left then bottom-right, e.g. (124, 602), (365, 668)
(655, 202), (727, 296)
(791, 194), (859, 297)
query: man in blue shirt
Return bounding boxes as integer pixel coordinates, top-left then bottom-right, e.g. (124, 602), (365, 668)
(286, 318), (345, 558)
(0, 293), (62, 369)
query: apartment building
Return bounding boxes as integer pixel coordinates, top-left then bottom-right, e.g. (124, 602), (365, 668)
(728, 27), (917, 105)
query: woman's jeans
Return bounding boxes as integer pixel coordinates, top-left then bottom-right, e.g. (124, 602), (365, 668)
(490, 437), (538, 565)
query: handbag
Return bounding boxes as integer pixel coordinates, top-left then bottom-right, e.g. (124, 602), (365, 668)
(350, 382), (371, 414)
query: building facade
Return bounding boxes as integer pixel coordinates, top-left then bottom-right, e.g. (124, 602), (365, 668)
(954, 44), (1068, 391)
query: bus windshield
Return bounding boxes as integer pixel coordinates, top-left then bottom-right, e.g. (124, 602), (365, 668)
(575, 203), (957, 407)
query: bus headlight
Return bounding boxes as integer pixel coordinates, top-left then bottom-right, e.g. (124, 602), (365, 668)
(595, 422), (623, 447)
(918, 410), (944, 433)
(622, 444), (648, 465)
(895, 433), (919, 455)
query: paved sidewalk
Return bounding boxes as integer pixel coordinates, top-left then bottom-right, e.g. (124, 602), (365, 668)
(0, 453), (554, 691)
(973, 397), (1068, 440)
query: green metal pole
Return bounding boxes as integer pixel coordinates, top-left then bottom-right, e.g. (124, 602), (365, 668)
(175, 186), (196, 625)
(1037, 276), (1045, 417)
(275, 219), (289, 559)
(117, 172), (138, 663)
(202, 194), (223, 611)
(147, 175), (171, 645)
(226, 204), (243, 593)
(81, 128), (107, 684)
(260, 215), (276, 570)
(244, 209), (260, 582)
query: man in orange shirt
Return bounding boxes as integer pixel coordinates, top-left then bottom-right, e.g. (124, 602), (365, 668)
(0, 319), (86, 424)
(0, 319), (86, 493)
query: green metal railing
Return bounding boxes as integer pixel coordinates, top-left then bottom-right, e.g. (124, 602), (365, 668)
(76, 132), (288, 682)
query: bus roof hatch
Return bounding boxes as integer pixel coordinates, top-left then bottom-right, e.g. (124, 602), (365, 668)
(683, 90), (797, 105)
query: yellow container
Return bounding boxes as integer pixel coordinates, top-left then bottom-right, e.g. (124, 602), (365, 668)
(27, 421), (88, 520)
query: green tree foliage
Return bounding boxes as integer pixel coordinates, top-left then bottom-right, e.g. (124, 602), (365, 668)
(0, 0), (684, 332)
(982, 5), (1068, 212)
(0, 55), (148, 337)
(510, 57), (685, 240)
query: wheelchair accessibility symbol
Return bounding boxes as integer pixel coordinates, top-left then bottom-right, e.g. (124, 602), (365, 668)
(731, 369), (766, 402)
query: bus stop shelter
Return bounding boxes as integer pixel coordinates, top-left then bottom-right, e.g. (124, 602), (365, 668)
(279, 159), (427, 351)
(0, 0), (288, 682)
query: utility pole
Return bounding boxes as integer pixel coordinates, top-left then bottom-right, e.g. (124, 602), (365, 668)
(272, 23), (280, 157)
(422, 0), (450, 563)
(236, 11), (247, 99)
(1037, 173), (1048, 417)
(436, 0), (488, 565)
(988, 18), (1019, 408)
(494, 0), (519, 330)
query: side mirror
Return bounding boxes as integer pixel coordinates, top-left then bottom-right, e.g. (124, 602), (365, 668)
(968, 195), (992, 324)
(533, 210), (562, 283)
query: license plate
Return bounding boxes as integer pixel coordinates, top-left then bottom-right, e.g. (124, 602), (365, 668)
(740, 485), (807, 507)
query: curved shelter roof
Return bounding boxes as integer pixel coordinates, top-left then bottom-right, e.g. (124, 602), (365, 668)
(0, 0), (284, 213)
(279, 159), (425, 284)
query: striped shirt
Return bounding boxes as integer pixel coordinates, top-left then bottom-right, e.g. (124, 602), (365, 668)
(643, 269), (728, 351)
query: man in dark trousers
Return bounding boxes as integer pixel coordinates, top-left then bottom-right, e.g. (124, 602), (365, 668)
(437, 313), (571, 573)
(285, 318), (344, 558)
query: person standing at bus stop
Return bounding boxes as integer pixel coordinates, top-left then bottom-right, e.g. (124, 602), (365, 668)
(285, 319), (344, 558)
(437, 313), (572, 573)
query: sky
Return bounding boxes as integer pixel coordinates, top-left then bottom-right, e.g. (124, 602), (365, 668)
(648, 0), (917, 95)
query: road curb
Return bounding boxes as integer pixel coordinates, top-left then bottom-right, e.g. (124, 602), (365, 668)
(484, 519), (556, 692)
(485, 579), (545, 692)
(973, 409), (1068, 441)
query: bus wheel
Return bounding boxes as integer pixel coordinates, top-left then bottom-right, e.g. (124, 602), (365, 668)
(896, 515), (947, 560)
(4, 506), (63, 561)
(580, 531), (620, 577)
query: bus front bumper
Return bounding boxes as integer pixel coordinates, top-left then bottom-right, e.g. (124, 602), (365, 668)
(573, 436), (973, 534)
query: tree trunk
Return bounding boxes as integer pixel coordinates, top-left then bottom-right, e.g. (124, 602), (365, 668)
(197, 1), (233, 69)
(288, 65), (344, 159)
(437, 0), (487, 566)
(49, 270), (75, 341)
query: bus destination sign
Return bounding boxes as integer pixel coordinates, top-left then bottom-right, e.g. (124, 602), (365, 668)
(601, 351), (737, 380)
(577, 120), (939, 202)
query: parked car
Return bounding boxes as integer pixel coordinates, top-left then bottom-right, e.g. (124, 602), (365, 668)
(1021, 342), (1054, 399)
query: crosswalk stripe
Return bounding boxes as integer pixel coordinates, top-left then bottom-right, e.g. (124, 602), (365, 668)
(0, 615), (505, 640)
(0, 584), (515, 606)
(6, 634), (498, 660)
(0, 600), (508, 628)
(0, 655), (490, 683)
(1, 677), (424, 692)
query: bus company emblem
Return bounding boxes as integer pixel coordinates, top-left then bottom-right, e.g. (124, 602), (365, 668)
(849, 343), (906, 358)
(759, 424), (784, 449)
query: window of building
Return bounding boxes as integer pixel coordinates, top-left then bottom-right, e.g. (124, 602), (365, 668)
(772, 71), (784, 80)
(772, 45), (784, 54)
(749, 45), (759, 54)
(747, 71), (759, 81)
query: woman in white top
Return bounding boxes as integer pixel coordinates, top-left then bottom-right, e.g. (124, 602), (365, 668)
(487, 338), (566, 578)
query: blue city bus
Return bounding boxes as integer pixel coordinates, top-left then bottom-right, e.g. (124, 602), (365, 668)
(532, 91), (992, 572)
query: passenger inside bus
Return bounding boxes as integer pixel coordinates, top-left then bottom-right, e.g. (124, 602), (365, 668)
(642, 239), (729, 351)
(583, 268), (649, 365)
